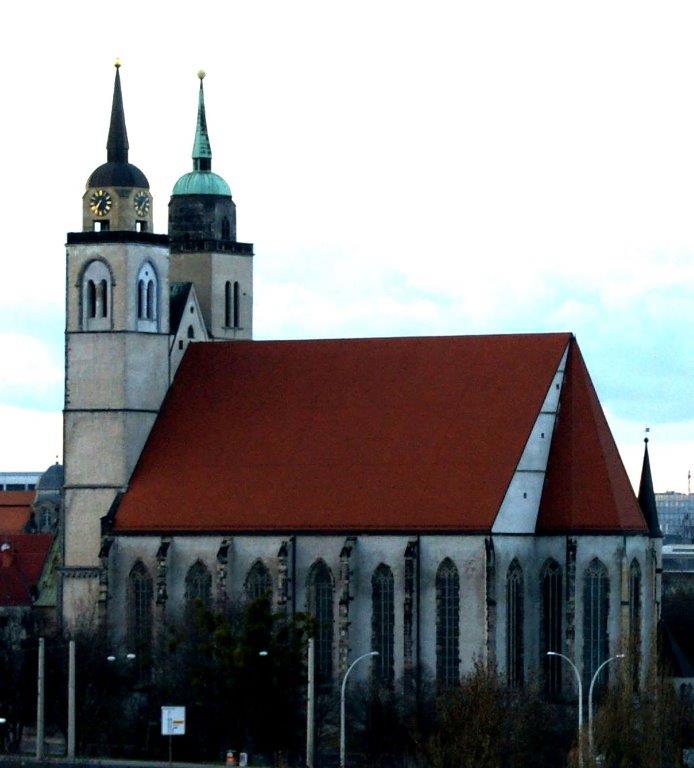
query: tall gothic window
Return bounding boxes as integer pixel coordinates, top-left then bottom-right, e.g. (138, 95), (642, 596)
(308, 560), (334, 683)
(221, 216), (231, 240)
(506, 558), (524, 688)
(436, 558), (460, 688)
(583, 558), (610, 694)
(629, 559), (642, 686)
(233, 282), (240, 327)
(136, 262), (158, 330)
(127, 561), (153, 658)
(81, 260), (112, 330)
(372, 564), (394, 686)
(225, 281), (232, 327)
(540, 559), (563, 696)
(185, 560), (212, 611)
(245, 560), (273, 602)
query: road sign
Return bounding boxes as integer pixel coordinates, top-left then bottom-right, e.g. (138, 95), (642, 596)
(161, 706), (186, 736)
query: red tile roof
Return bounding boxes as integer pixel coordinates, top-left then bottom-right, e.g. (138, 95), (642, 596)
(0, 491), (33, 534)
(113, 333), (646, 535)
(536, 343), (647, 533)
(115, 333), (571, 533)
(0, 534), (53, 607)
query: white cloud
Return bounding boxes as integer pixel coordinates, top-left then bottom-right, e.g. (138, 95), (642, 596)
(0, 405), (62, 472)
(0, 334), (63, 408)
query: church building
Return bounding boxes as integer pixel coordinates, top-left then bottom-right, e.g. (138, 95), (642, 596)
(61, 64), (662, 695)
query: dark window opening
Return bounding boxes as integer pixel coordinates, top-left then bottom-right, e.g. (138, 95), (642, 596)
(86, 280), (97, 318)
(221, 217), (231, 240)
(436, 558), (460, 688)
(187, 325), (195, 339)
(506, 558), (524, 688)
(146, 280), (155, 320)
(372, 564), (394, 686)
(245, 561), (273, 602)
(233, 281), (240, 328)
(540, 559), (563, 696)
(583, 558), (610, 697)
(308, 561), (334, 683)
(99, 280), (108, 318)
(137, 279), (145, 319)
(185, 561), (212, 613)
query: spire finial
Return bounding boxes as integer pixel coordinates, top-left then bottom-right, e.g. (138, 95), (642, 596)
(114, 57), (122, 69)
(192, 70), (212, 171)
(107, 62), (129, 163)
(638, 434), (662, 538)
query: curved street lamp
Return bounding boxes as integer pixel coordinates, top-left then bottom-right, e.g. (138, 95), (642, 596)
(588, 654), (625, 756)
(340, 651), (379, 768)
(547, 652), (584, 768)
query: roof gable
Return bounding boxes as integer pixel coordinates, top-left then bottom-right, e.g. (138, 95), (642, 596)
(536, 341), (647, 534)
(114, 333), (571, 533)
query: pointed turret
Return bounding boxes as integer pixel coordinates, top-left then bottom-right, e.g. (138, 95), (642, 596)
(638, 438), (662, 538)
(107, 61), (129, 163)
(83, 61), (151, 232)
(193, 71), (212, 171)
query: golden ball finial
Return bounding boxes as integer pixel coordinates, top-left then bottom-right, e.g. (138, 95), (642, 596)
(114, 57), (122, 69)
(197, 69), (206, 81)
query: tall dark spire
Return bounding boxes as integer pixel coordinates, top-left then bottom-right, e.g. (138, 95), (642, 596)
(192, 70), (212, 171)
(638, 437), (662, 538)
(107, 59), (129, 164)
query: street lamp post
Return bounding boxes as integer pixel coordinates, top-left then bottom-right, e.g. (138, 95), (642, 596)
(588, 654), (625, 757)
(547, 651), (583, 768)
(340, 651), (379, 768)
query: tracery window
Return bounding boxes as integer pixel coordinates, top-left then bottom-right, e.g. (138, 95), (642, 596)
(308, 560), (334, 683)
(127, 560), (153, 658)
(506, 558), (524, 688)
(436, 558), (460, 688)
(540, 558), (563, 696)
(136, 262), (158, 330)
(245, 560), (273, 602)
(372, 564), (394, 686)
(185, 560), (212, 611)
(583, 558), (610, 695)
(81, 260), (112, 330)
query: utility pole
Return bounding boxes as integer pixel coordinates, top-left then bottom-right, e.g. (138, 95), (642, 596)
(36, 638), (45, 760)
(67, 639), (76, 758)
(306, 638), (314, 768)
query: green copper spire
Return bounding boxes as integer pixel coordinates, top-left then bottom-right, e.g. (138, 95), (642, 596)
(107, 59), (129, 164)
(193, 70), (212, 171)
(171, 71), (231, 197)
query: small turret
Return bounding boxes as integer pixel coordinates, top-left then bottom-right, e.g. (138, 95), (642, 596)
(638, 437), (662, 538)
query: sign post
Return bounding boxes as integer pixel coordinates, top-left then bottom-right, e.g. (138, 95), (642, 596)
(161, 706), (186, 764)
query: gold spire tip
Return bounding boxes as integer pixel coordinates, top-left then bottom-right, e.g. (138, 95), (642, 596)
(114, 57), (122, 69)
(197, 69), (206, 81)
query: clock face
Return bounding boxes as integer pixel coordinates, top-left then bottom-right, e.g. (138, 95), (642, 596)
(89, 189), (112, 217)
(133, 191), (151, 217)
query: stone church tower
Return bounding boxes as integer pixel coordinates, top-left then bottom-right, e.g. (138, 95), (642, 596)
(169, 72), (253, 339)
(61, 64), (254, 627)
(62, 64), (171, 625)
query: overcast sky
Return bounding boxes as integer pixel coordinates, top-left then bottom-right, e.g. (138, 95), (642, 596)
(0, 0), (691, 492)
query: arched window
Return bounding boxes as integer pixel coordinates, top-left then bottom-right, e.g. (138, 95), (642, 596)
(583, 558), (610, 694)
(629, 559), (642, 686)
(245, 560), (273, 602)
(99, 280), (108, 317)
(187, 325), (195, 339)
(436, 558), (460, 688)
(136, 262), (158, 330)
(221, 217), (231, 240)
(87, 281), (96, 318)
(506, 558), (524, 688)
(185, 560), (212, 611)
(233, 281), (240, 328)
(225, 281), (232, 327)
(372, 564), (394, 686)
(307, 560), (334, 682)
(127, 561), (153, 658)
(540, 559), (563, 695)
(81, 260), (112, 330)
